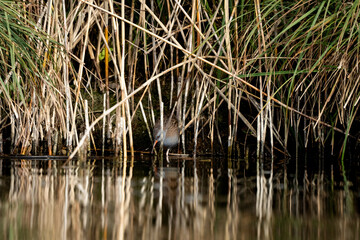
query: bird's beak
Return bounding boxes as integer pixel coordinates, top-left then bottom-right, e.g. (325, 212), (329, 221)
(151, 140), (158, 154)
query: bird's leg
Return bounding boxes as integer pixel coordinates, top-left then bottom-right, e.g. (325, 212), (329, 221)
(151, 140), (158, 154)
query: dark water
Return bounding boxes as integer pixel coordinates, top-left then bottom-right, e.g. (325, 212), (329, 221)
(0, 154), (359, 240)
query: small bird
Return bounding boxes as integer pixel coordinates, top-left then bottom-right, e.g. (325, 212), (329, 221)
(152, 115), (179, 159)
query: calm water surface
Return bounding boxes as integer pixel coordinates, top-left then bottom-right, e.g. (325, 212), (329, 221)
(0, 154), (359, 240)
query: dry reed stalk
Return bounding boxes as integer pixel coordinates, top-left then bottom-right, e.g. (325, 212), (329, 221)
(149, 1), (163, 111)
(193, 80), (209, 156)
(115, 105), (122, 156)
(127, 0), (136, 113)
(170, 46), (174, 109)
(159, 102), (164, 157)
(195, 66), (256, 134)
(85, 100), (90, 153)
(189, 0), (197, 153)
(182, 77), (190, 154)
(224, 0), (234, 157)
(254, 0), (264, 157)
(178, 74), (185, 152)
(102, 93), (106, 155)
(121, 0), (133, 157)
(140, 102), (153, 143)
(104, 1), (110, 141)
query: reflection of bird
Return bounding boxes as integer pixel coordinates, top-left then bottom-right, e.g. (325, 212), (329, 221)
(152, 116), (179, 159)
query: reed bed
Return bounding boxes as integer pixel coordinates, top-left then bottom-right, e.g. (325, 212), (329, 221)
(1, 0), (360, 158)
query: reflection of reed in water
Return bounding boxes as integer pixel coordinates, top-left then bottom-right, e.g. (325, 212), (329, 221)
(0, 158), (359, 240)
(5, 161), (96, 239)
(136, 163), (217, 240)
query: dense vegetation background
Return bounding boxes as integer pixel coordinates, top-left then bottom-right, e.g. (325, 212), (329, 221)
(1, 0), (359, 159)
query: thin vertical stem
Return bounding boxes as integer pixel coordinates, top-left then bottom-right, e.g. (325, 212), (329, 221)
(102, 93), (106, 156)
(160, 102), (164, 158)
(85, 100), (90, 153)
(224, 0), (234, 157)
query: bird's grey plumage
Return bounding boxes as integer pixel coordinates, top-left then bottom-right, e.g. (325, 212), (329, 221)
(152, 116), (179, 159)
